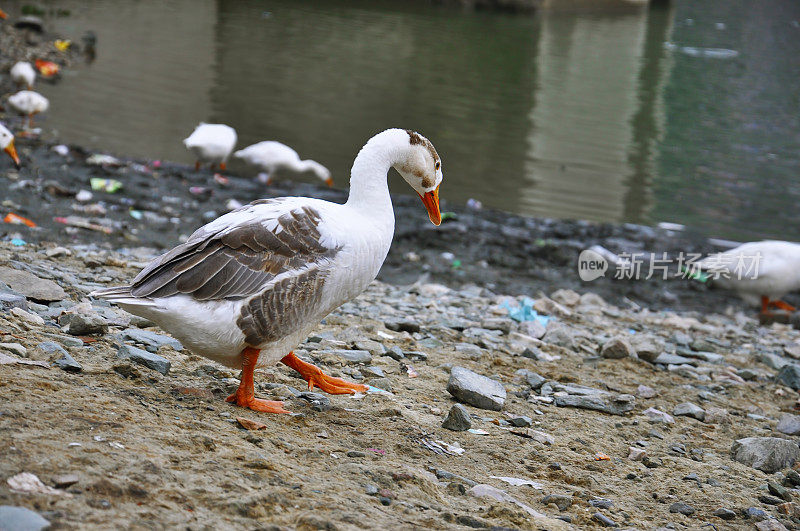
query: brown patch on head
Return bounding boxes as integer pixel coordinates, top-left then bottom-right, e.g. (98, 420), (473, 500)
(405, 129), (440, 166)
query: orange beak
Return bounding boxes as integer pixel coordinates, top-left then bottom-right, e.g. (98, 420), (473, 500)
(0, 8), (7, 19)
(419, 185), (441, 226)
(325, 177), (334, 187)
(4, 140), (20, 168)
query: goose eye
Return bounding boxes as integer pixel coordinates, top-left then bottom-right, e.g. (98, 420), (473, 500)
(435, 161), (441, 171)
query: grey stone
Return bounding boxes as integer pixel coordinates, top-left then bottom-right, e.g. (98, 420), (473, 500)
(119, 328), (182, 351)
(601, 336), (635, 359)
(55, 353), (82, 373)
(518, 320), (546, 339)
(731, 437), (800, 473)
(768, 481), (792, 501)
(362, 366), (385, 378)
(442, 404), (472, 431)
(509, 416), (532, 427)
(546, 382), (609, 396)
(320, 349), (372, 364)
(643, 407), (674, 424)
(0, 343), (27, 357)
(516, 369), (546, 390)
(592, 512), (618, 527)
(669, 501), (695, 515)
(455, 343), (484, 358)
(589, 498), (614, 509)
(673, 402), (706, 421)
(116, 344), (171, 375)
(433, 468), (476, 487)
(542, 323), (575, 349)
(383, 346), (405, 360)
(36, 341), (67, 356)
(0, 292), (28, 311)
(541, 493), (573, 511)
(299, 391), (331, 411)
(630, 335), (665, 362)
(40, 333), (83, 347)
(59, 312), (108, 335)
(384, 319), (420, 333)
(0, 267), (66, 302)
(550, 289), (580, 307)
(368, 378), (393, 392)
(761, 352), (792, 370)
(777, 414), (800, 436)
(651, 352), (695, 365)
(785, 469), (800, 487)
(746, 507), (769, 521)
(554, 394), (635, 415)
(637, 385), (657, 398)
(447, 366), (506, 411)
(0, 506), (50, 531)
(777, 364), (800, 390)
(757, 495), (783, 505)
(405, 351), (428, 361)
(712, 508), (736, 520)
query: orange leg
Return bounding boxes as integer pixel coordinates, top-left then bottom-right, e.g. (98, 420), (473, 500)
(280, 351), (368, 394)
(761, 295), (796, 314)
(226, 347), (291, 413)
(219, 162), (226, 171)
(194, 160), (201, 171)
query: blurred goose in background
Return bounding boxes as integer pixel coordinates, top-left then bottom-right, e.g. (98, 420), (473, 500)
(183, 123), (237, 171)
(10, 61), (35, 89)
(7, 90), (48, 129)
(234, 140), (333, 186)
(92, 128), (443, 414)
(0, 123), (20, 167)
(694, 240), (800, 314)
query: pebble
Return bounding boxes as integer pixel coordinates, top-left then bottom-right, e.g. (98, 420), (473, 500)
(628, 447), (646, 461)
(55, 352), (82, 372)
(368, 377), (393, 392)
(384, 346), (405, 360)
(0, 342), (27, 357)
(746, 507), (769, 521)
(319, 349), (372, 364)
(592, 512), (618, 527)
(768, 481), (792, 501)
(673, 402), (705, 421)
(669, 501), (695, 515)
(384, 319), (420, 333)
(0, 266), (67, 302)
(636, 384), (657, 398)
(600, 336), (635, 359)
(758, 494), (784, 505)
(731, 437), (800, 473)
(119, 328), (182, 351)
(0, 291), (28, 311)
(589, 498), (614, 509)
(515, 369), (546, 390)
(299, 391), (331, 412)
(116, 344), (171, 375)
(52, 473), (80, 488)
(508, 415), (532, 427)
(541, 493), (573, 511)
(59, 312), (108, 335)
(554, 393), (635, 416)
(447, 366), (506, 411)
(643, 407), (675, 424)
(712, 508), (736, 520)
(441, 404), (472, 431)
(776, 363), (800, 390)
(0, 505), (50, 531)
(362, 366), (385, 378)
(10, 307), (45, 327)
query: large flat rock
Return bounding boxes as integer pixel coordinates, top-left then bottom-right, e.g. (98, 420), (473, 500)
(0, 266), (66, 302)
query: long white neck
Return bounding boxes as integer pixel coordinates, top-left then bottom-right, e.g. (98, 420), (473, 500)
(345, 129), (408, 211)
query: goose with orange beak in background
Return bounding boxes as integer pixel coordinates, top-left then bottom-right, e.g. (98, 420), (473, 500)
(0, 123), (21, 167)
(233, 140), (334, 187)
(10, 61), (36, 89)
(7, 90), (48, 129)
(92, 128), (442, 413)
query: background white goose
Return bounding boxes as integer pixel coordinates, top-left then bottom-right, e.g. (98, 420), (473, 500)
(7, 90), (48, 129)
(0, 123), (20, 167)
(10, 61), (35, 89)
(234, 140), (333, 187)
(92, 128), (443, 414)
(183, 123), (237, 171)
(695, 240), (800, 313)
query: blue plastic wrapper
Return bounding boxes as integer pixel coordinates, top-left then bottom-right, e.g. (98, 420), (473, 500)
(501, 297), (551, 326)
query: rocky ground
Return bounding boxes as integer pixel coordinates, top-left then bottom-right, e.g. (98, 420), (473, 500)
(4, 239), (800, 530)
(4, 13), (800, 531)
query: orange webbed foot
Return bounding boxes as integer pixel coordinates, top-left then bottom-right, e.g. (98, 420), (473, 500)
(225, 392), (292, 414)
(770, 300), (797, 312)
(281, 352), (369, 395)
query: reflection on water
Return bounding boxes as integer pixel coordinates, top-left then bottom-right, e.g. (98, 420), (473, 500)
(14, 0), (800, 240)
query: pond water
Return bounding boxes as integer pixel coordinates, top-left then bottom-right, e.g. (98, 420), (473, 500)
(14, 0), (800, 241)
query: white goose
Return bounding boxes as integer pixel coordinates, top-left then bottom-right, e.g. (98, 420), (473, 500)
(695, 240), (800, 313)
(183, 123), (237, 171)
(0, 123), (20, 167)
(10, 61), (36, 89)
(7, 90), (48, 129)
(234, 140), (333, 187)
(93, 128), (443, 413)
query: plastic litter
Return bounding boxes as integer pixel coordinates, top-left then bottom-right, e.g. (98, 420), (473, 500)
(90, 178), (123, 193)
(367, 448), (386, 456)
(501, 297), (551, 325)
(7, 472), (71, 496)
(466, 198), (483, 210)
(3, 213), (36, 227)
(467, 429), (489, 435)
(129, 210), (143, 220)
(75, 190), (93, 202)
(34, 59), (60, 77)
(490, 476), (544, 489)
(87, 154), (122, 167)
(406, 365), (418, 378)
(213, 173), (229, 186)
(54, 39), (71, 51)
(10, 238), (26, 246)
(226, 198), (243, 210)
(663, 42), (739, 59)
(52, 144), (69, 156)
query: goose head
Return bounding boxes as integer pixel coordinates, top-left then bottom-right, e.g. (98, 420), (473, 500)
(395, 130), (442, 225)
(0, 125), (20, 168)
(302, 160), (333, 187)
